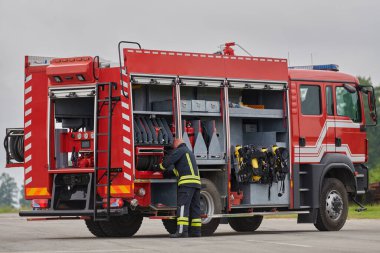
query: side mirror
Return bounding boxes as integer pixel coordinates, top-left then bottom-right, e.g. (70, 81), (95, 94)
(360, 85), (377, 126)
(368, 91), (377, 122)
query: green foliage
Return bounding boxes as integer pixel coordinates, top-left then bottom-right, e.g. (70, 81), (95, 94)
(264, 204), (380, 219)
(348, 204), (380, 219)
(0, 206), (17, 213)
(369, 166), (380, 184)
(0, 173), (18, 208)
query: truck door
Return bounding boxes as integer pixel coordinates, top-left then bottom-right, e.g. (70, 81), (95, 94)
(334, 84), (366, 163)
(296, 83), (326, 163)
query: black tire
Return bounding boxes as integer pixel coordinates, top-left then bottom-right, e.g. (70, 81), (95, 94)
(200, 178), (222, 236)
(99, 212), (143, 237)
(228, 215), (263, 232)
(162, 219), (177, 234)
(314, 178), (348, 231)
(85, 219), (107, 237)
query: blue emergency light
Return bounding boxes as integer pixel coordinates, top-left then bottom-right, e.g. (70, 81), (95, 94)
(289, 64), (339, 72)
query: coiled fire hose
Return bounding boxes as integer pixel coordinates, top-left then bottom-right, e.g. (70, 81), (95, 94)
(3, 130), (24, 162)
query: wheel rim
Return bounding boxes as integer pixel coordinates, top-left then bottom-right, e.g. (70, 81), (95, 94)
(325, 190), (343, 220)
(200, 190), (214, 224)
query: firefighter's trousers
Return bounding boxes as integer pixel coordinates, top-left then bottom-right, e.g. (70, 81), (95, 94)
(176, 186), (201, 235)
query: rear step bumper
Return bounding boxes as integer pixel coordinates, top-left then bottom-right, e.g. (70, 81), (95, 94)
(19, 208), (126, 217)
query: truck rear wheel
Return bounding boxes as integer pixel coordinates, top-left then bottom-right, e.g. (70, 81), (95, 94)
(98, 212), (143, 237)
(200, 178), (222, 236)
(228, 215), (263, 232)
(162, 219), (177, 234)
(85, 219), (107, 237)
(314, 178), (348, 231)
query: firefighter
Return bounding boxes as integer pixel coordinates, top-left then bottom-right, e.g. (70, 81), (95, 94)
(159, 138), (201, 238)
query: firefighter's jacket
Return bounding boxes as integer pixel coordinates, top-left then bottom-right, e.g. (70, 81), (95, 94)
(160, 143), (201, 188)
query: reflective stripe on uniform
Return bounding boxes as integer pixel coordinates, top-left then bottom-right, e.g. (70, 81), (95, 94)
(173, 168), (179, 177)
(179, 175), (200, 181)
(176, 153), (200, 185)
(177, 216), (189, 226)
(179, 205), (185, 233)
(178, 179), (201, 186)
(191, 218), (202, 227)
(186, 153), (196, 176)
(159, 163), (166, 170)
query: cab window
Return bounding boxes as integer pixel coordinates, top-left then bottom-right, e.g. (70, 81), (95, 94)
(336, 86), (361, 122)
(300, 85), (321, 115)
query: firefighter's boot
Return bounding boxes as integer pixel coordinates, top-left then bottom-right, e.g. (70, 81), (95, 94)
(189, 218), (202, 237)
(169, 231), (189, 238)
(170, 217), (189, 238)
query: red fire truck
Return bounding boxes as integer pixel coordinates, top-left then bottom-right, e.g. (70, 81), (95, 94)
(4, 41), (377, 237)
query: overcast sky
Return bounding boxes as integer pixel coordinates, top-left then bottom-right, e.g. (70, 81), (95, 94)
(1, 0), (379, 187)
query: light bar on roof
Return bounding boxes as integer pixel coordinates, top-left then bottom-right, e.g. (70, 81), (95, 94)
(289, 64), (339, 72)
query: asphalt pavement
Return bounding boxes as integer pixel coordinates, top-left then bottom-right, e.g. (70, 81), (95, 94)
(0, 214), (379, 253)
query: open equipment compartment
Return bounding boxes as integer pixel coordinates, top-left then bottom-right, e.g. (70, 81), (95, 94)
(45, 86), (97, 211)
(131, 78), (176, 180)
(179, 82), (229, 209)
(228, 82), (291, 207)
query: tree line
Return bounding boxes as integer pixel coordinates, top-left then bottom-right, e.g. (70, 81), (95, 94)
(0, 173), (29, 209)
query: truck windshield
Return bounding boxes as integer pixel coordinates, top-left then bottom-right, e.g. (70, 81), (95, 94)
(336, 86), (361, 122)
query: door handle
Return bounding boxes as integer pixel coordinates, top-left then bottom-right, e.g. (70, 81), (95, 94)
(335, 137), (342, 147)
(299, 137), (306, 147)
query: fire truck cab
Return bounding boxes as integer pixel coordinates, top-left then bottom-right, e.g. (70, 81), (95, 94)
(4, 42), (377, 236)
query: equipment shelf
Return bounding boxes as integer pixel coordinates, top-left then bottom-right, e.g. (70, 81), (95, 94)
(181, 112), (220, 117)
(229, 108), (283, 119)
(179, 109), (284, 118)
(133, 110), (173, 115)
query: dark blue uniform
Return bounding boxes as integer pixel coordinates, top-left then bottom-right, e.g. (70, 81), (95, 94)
(160, 143), (201, 236)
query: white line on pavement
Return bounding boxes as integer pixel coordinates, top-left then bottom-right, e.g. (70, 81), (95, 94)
(246, 239), (312, 248)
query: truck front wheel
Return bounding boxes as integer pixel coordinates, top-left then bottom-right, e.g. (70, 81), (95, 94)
(228, 215), (263, 232)
(314, 178), (348, 231)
